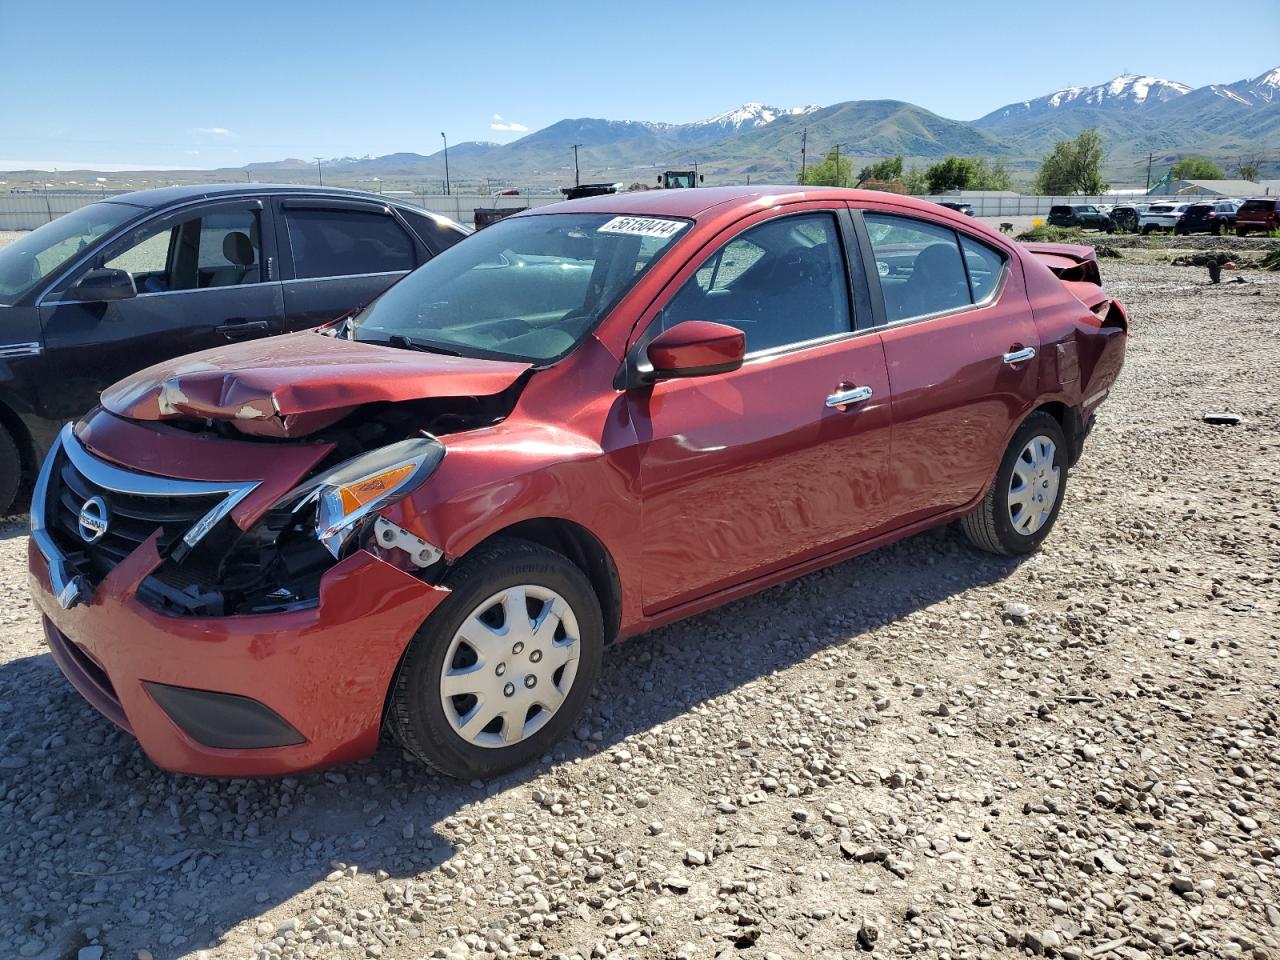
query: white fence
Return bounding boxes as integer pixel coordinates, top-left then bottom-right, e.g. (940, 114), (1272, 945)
(1, 188), (1243, 231)
(0, 191), (564, 230)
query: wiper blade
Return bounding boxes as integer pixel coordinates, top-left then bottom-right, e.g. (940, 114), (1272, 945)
(384, 334), (461, 356)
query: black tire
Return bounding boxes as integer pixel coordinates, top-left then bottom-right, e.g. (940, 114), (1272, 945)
(1236, 227), (1246, 237)
(1142, 225), (1153, 236)
(960, 412), (1068, 557)
(387, 537), (603, 779)
(0, 425), (21, 518)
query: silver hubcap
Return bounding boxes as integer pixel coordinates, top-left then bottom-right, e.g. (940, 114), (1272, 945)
(1008, 435), (1060, 536)
(440, 585), (580, 749)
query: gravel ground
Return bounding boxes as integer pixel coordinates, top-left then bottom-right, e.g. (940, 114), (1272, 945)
(1, 260), (1278, 960)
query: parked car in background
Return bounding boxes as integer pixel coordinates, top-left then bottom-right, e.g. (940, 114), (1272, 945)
(1108, 203), (1149, 233)
(1176, 201), (1239, 235)
(1048, 204), (1112, 231)
(28, 185), (1128, 778)
(1139, 202), (1193, 234)
(0, 184), (469, 515)
(935, 200), (975, 216)
(1235, 198), (1280, 236)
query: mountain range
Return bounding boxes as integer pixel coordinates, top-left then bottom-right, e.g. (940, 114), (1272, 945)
(24, 68), (1280, 189)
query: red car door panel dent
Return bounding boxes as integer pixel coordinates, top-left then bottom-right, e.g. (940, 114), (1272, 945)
(877, 275), (1040, 523)
(99, 331), (531, 437)
(630, 334), (893, 613)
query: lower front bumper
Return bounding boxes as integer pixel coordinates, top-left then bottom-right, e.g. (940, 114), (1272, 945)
(30, 538), (449, 776)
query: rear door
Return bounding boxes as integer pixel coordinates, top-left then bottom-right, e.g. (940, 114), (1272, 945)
(275, 198), (424, 330)
(36, 199), (284, 421)
(852, 205), (1040, 526)
(627, 204), (895, 613)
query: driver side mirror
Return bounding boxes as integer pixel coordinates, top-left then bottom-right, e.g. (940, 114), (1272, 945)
(634, 320), (744, 387)
(75, 267), (137, 303)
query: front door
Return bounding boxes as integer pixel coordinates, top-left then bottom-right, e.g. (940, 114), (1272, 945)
(626, 206), (894, 614)
(36, 199), (284, 422)
(856, 208), (1040, 526)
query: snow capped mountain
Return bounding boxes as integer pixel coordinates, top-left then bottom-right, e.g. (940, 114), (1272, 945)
(1000, 74), (1191, 117)
(692, 102), (818, 130)
(1211, 66), (1280, 105)
(676, 102), (818, 145)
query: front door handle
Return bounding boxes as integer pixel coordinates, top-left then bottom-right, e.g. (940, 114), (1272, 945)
(216, 319), (271, 340)
(825, 385), (873, 408)
(1002, 346), (1036, 365)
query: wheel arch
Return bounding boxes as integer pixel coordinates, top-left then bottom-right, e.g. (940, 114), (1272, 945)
(1032, 399), (1086, 466)
(469, 517), (624, 644)
(0, 397), (37, 504)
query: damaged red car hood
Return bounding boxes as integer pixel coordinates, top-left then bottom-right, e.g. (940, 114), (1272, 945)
(100, 332), (532, 438)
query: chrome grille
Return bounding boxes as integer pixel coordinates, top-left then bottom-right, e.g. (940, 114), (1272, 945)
(31, 424), (259, 608)
(47, 452), (225, 582)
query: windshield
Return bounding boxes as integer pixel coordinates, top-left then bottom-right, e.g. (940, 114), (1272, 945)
(351, 212), (689, 362)
(0, 201), (138, 306)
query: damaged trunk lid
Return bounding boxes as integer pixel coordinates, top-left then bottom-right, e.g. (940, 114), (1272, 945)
(100, 332), (532, 438)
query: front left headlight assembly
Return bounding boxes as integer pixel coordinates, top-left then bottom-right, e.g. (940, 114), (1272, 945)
(287, 437), (445, 559)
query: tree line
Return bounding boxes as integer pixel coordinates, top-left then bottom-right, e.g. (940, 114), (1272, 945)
(797, 129), (1265, 195)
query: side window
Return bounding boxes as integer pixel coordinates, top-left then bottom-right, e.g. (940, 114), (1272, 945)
(284, 208), (416, 279)
(100, 209), (262, 293)
(864, 214), (970, 323)
(104, 227), (175, 293)
(195, 211), (262, 287)
(958, 234), (1007, 304)
(401, 209), (464, 255)
(657, 212), (851, 355)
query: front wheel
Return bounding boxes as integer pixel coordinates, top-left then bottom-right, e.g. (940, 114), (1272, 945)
(961, 412), (1068, 556)
(387, 538), (603, 779)
(1142, 225), (1153, 235)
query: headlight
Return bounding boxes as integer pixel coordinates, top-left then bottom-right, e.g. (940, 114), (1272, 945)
(287, 438), (445, 558)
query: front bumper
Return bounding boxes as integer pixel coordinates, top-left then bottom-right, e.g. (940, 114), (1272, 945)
(28, 432), (450, 777)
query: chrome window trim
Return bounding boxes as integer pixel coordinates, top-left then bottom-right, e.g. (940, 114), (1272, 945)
(31, 424), (260, 608)
(0, 341), (43, 360)
(280, 269), (410, 284)
(44, 280), (269, 306)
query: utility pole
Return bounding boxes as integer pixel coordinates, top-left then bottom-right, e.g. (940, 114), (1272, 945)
(800, 128), (807, 183)
(833, 143), (842, 187)
(313, 157), (323, 185)
(572, 144), (582, 186)
(1145, 152), (1153, 192)
(440, 133), (451, 196)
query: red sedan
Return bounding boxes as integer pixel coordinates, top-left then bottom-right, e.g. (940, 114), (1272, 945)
(28, 187), (1127, 779)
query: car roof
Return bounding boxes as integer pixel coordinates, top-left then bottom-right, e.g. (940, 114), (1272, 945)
(512, 185), (967, 222)
(101, 182), (411, 210)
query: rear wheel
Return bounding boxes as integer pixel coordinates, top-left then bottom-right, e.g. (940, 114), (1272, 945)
(1236, 227), (1246, 237)
(1142, 225), (1153, 235)
(0, 425), (20, 517)
(387, 538), (603, 779)
(961, 412), (1067, 556)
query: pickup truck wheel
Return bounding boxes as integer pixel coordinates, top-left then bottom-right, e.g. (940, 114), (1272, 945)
(961, 412), (1067, 556)
(387, 537), (603, 779)
(0, 425), (21, 517)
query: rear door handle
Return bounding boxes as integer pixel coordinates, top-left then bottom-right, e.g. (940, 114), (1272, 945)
(216, 319), (271, 340)
(1002, 347), (1036, 365)
(825, 385), (873, 408)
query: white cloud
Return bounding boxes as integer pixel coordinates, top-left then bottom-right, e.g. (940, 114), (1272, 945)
(192, 126), (234, 136)
(490, 114), (529, 132)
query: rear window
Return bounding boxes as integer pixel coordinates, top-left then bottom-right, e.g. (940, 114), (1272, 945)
(284, 207), (416, 279)
(1188, 205), (1212, 215)
(1240, 199), (1276, 212)
(1050, 206), (1073, 216)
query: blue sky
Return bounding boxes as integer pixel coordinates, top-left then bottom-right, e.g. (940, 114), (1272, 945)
(3, 0), (1278, 171)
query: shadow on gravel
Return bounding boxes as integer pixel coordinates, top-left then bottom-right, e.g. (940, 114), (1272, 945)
(0, 516), (30, 541)
(0, 525), (1027, 959)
